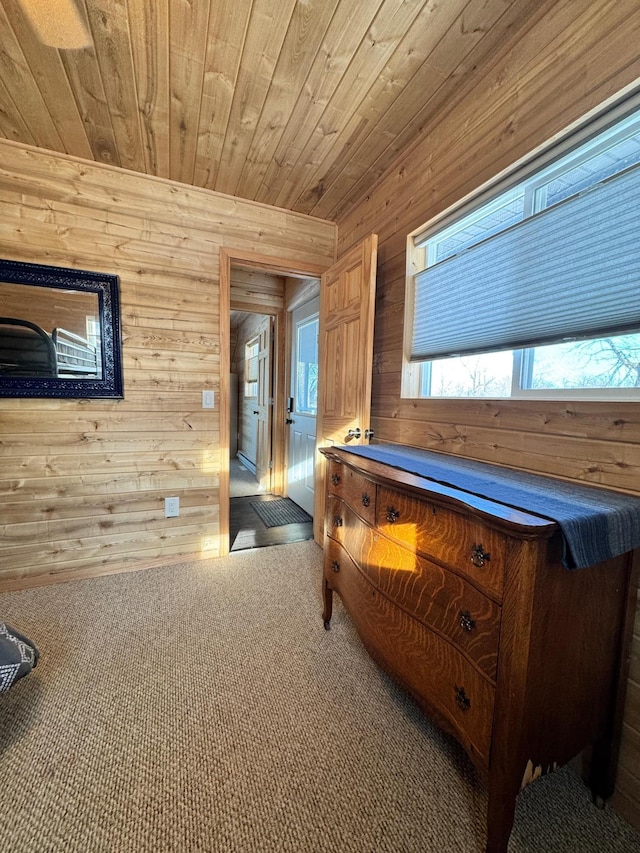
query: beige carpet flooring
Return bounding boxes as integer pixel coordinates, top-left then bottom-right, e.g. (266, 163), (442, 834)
(1, 541), (639, 853)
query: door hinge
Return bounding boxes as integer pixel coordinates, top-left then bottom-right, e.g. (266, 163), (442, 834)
(268, 460), (273, 469)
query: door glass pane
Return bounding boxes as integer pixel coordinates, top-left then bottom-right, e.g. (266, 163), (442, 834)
(296, 317), (319, 414)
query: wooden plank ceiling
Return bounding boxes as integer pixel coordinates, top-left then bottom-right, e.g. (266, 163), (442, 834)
(0, 0), (548, 221)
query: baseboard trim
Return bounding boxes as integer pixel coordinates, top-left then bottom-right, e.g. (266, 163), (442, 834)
(236, 451), (257, 474)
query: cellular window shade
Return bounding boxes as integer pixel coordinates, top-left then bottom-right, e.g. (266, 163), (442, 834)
(411, 164), (640, 362)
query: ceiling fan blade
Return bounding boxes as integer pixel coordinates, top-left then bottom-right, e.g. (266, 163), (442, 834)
(17, 0), (91, 49)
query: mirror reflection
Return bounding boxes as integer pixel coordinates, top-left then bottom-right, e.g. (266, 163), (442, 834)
(0, 283), (102, 379)
(0, 259), (123, 399)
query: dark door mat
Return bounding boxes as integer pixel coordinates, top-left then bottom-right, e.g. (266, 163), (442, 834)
(250, 498), (312, 528)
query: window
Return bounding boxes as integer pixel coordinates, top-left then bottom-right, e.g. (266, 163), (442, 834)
(295, 316), (319, 415)
(406, 95), (640, 399)
(244, 338), (259, 398)
(86, 315), (101, 369)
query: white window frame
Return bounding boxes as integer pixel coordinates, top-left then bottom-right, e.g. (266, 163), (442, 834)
(403, 88), (640, 402)
(244, 337), (259, 399)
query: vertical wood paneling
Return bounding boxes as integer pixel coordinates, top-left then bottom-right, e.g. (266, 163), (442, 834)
(0, 3), (63, 152)
(168, 0), (212, 185)
(336, 0), (640, 830)
(60, 2), (120, 167)
(83, 0), (146, 173)
(234, 0), (341, 201)
(0, 76), (37, 145)
(317, 0), (552, 221)
(0, 139), (334, 587)
(126, 0), (170, 178)
(0, 0), (93, 159)
(254, 0), (386, 206)
(214, 0), (298, 197)
(272, 0), (426, 211)
(193, 0), (253, 190)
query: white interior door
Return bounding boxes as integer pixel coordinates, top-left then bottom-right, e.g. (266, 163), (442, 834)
(287, 298), (319, 516)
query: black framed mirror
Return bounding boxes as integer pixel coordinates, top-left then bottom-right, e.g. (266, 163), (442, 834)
(0, 259), (123, 398)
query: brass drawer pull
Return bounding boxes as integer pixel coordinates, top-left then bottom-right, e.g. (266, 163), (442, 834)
(331, 560), (340, 573)
(459, 610), (476, 633)
(470, 543), (490, 567)
(454, 685), (471, 712)
(361, 493), (370, 507)
(333, 516), (343, 528)
(386, 506), (400, 523)
(331, 473), (341, 485)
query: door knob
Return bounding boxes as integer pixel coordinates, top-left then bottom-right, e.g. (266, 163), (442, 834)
(347, 427), (362, 439)
(285, 418), (294, 424)
(253, 410), (259, 415)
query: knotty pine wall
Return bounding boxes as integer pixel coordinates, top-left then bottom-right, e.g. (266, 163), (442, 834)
(336, 0), (640, 830)
(0, 140), (335, 588)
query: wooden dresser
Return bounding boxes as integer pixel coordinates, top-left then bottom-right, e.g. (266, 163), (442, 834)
(320, 446), (638, 853)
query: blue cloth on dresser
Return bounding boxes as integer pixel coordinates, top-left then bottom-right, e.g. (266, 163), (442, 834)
(338, 444), (640, 570)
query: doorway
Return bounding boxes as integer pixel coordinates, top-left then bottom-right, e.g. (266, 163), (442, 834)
(222, 253), (321, 555)
(220, 238), (377, 556)
(229, 308), (313, 551)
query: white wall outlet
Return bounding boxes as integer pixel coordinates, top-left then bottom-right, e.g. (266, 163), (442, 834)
(165, 496), (180, 518)
(202, 390), (214, 409)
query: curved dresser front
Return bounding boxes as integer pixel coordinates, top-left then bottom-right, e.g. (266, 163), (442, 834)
(320, 445), (638, 853)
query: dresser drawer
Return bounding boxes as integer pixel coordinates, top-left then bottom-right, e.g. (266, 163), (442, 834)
(324, 537), (494, 767)
(325, 495), (350, 545)
(334, 506), (500, 681)
(326, 497), (501, 682)
(376, 485), (505, 599)
(327, 459), (376, 525)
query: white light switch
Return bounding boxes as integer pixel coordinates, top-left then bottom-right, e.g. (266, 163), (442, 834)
(165, 497), (179, 518)
(202, 390), (215, 409)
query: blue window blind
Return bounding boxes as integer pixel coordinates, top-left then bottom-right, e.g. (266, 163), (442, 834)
(411, 162), (640, 362)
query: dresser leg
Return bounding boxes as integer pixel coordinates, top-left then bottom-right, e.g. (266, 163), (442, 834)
(322, 578), (333, 630)
(485, 789), (517, 853)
